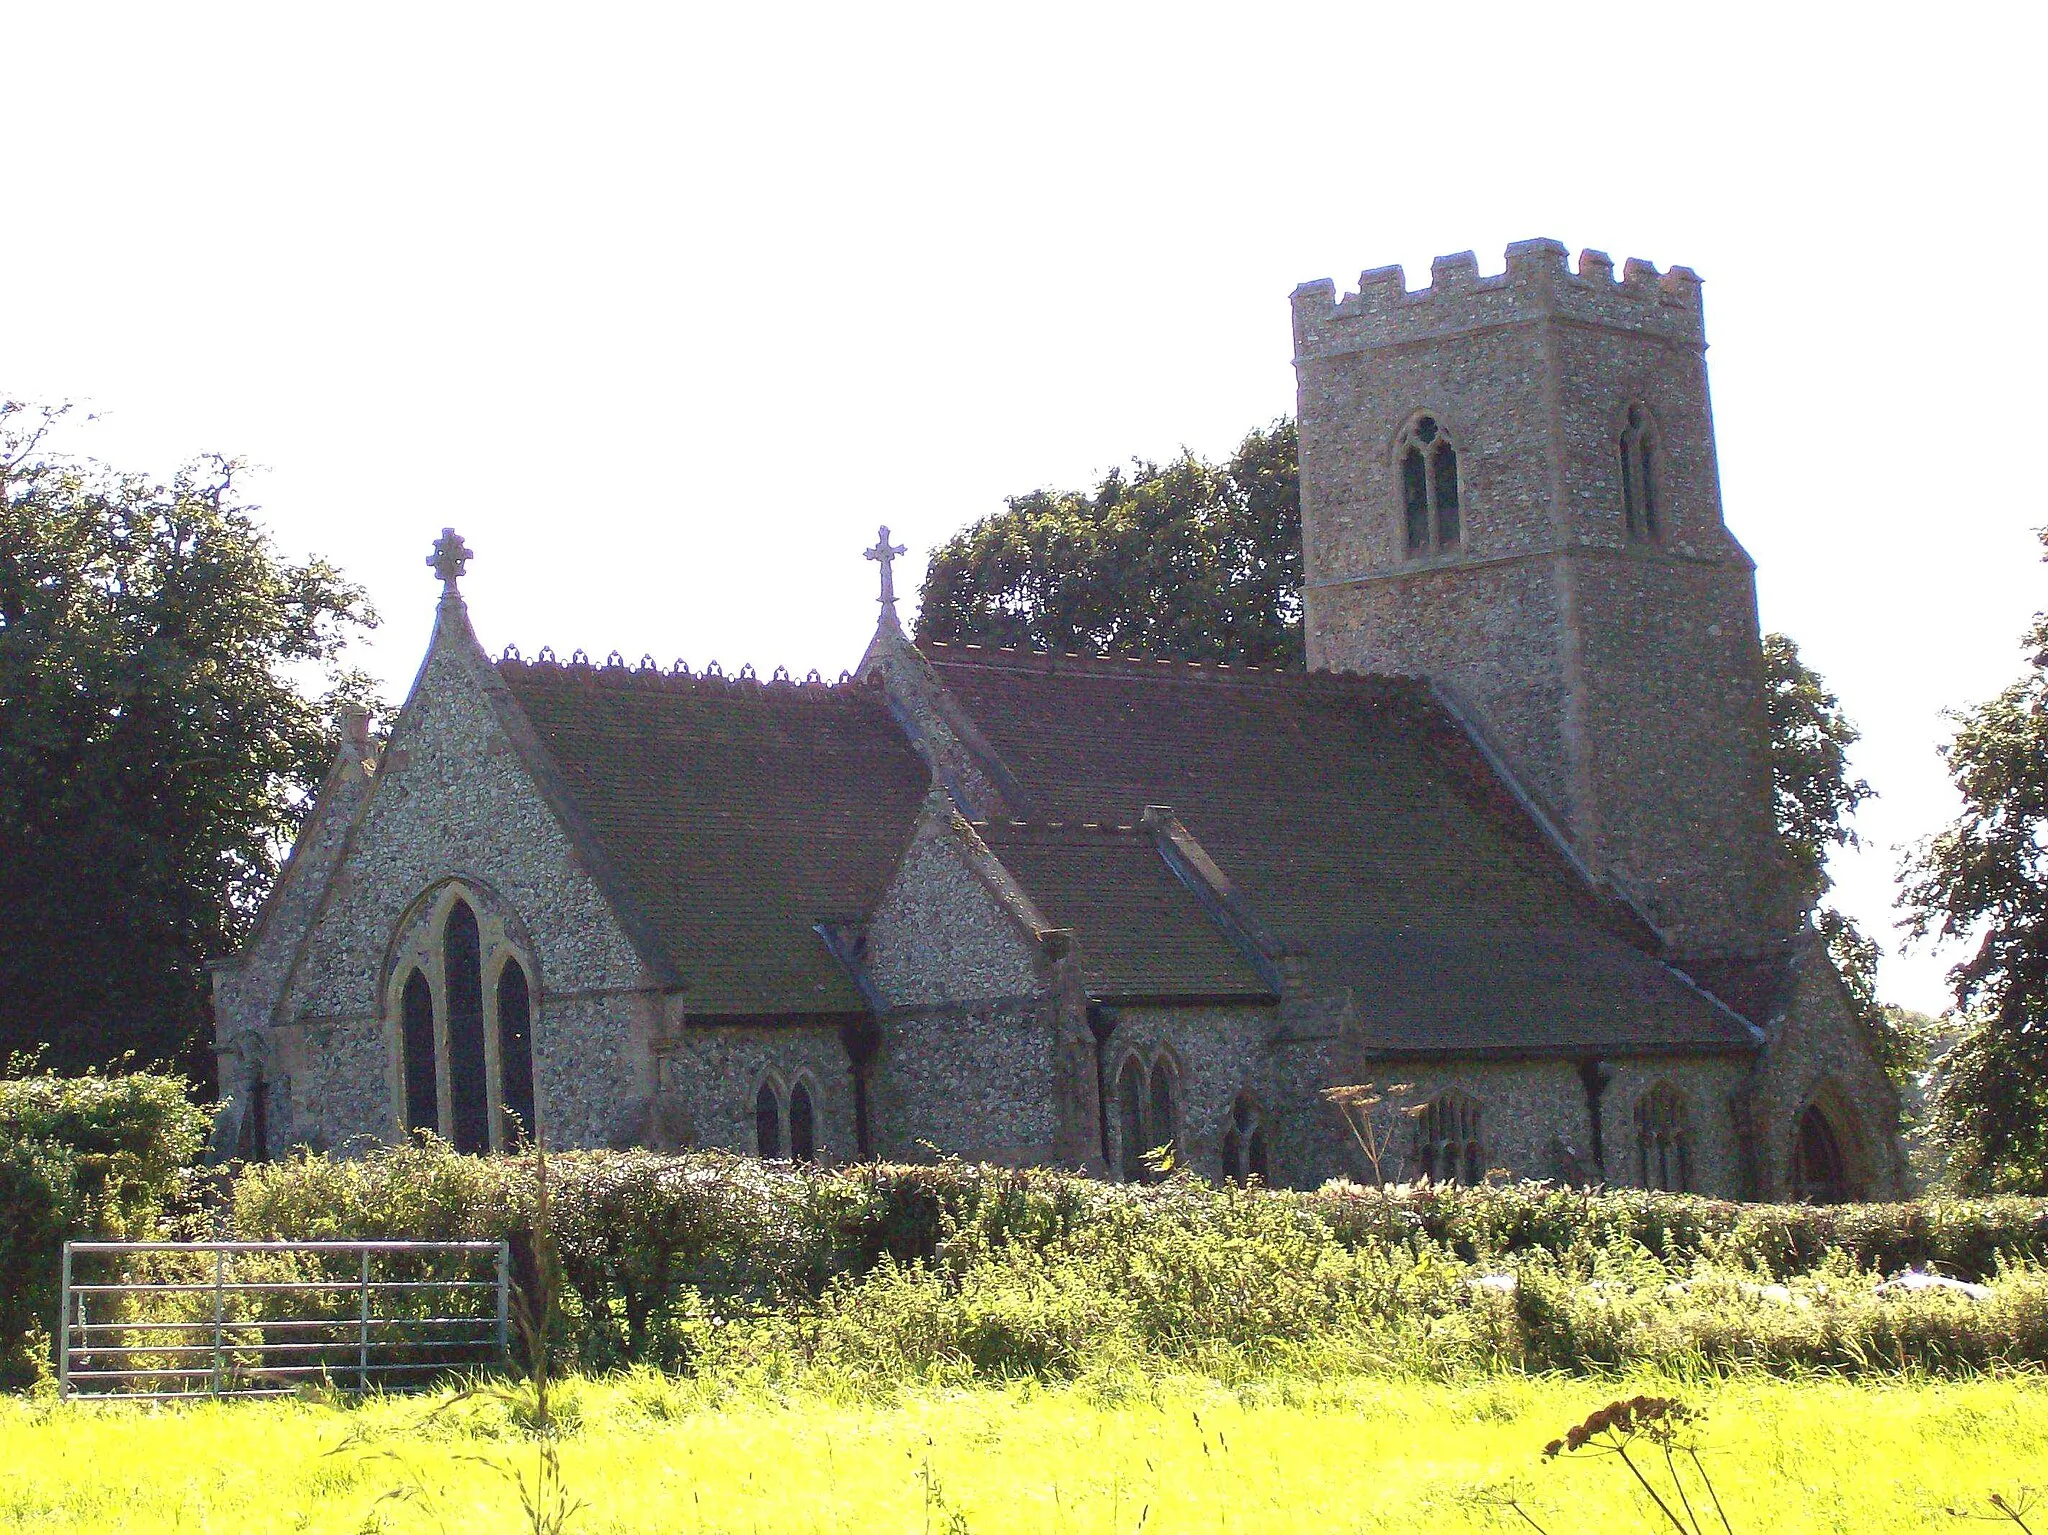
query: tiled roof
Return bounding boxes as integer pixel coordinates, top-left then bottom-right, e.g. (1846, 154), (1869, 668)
(498, 658), (929, 1016)
(973, 820), (1273, 1002)
(923, 644), (1757, 1055)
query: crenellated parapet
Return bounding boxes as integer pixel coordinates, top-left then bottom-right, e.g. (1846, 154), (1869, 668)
(1291, 238), (1705, 358)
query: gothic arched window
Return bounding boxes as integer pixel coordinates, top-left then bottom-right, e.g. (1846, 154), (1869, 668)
(401, 968), (438, 1134)
(496, 958), (537, 1148)
(1413, 1090), (1484, 1185)
(1619, 403), (1661, 541)
(388, 883), (543, 1153)
(1793, 1102), (1850, 1204)
(1148, 1059), (1178, 1169)
(1634, 1083), (1692, 1193)
(443, 901), (490, 1155)
(1116, 1057), (1147, 1184)
(1221, 1093), (1268, 1187)
(1397, 415), (1461, 555)
(756, 1080), (783, 1159)
(789, 1080), (817, 1163)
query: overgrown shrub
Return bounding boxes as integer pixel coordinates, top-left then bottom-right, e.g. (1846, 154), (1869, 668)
(0, 1068), (211, 1387)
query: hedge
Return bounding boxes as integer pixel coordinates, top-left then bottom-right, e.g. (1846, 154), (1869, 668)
(0, 1069), (212, 1388)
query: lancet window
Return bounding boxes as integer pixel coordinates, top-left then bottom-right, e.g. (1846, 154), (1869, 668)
(1633, 1083), (1692, 1193)
(387, 882), (541, 1154)
(1397, 415), (1461, 555)
(753, 1073), (821, 1163)
(1412, 1090), (1484, 1185)
(1115, 1052), (1179, 1183)
(1220, 1092), (1269, 1186)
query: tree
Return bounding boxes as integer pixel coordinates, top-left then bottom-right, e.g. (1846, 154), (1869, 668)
(0, 402), (378, 1083)
(1763, 632), (1875, 918)
(915, 420), (1301, 667)
(1901, 534), (2048, 1192)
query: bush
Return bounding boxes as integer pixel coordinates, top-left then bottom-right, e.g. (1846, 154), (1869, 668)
(0, 1067), (211, 1388)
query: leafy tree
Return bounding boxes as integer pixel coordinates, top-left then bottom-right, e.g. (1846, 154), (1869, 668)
(1763, 632), (1875, 917)
(0, 402), (378, 1083)
(1902, 534), (2048, 1192)
(915, 420), (1301, 667)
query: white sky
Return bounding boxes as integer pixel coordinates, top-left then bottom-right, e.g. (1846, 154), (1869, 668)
(6, 3), (2042, 1015)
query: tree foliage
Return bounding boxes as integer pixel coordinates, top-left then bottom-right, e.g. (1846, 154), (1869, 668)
(1763, 632), (1874, 918)
(0, 402), (378, 1081)
(915, 420), (1301, 667)
(1902, 535), (2048, 1192)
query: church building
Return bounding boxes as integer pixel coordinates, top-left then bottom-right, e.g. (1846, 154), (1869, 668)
(211, 239), (1909, 1200)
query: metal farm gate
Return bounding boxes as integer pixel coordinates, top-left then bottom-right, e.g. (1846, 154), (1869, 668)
(59, 1240), (510, 1401)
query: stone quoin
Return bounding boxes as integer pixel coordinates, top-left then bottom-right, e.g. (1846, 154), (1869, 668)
(209, 243), (1909, 1200)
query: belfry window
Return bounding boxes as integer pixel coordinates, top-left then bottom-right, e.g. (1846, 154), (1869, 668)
(1220, 1093), (1269, 1186)
(1619, 404), (1661, 541)
(1413, 1090), (1484, 1185)
(1397, 415), (1461, 555)
(1634, 1083), (1692, 1193)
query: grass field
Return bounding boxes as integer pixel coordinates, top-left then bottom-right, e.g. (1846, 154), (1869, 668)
(2, 1371), (2044, 1534)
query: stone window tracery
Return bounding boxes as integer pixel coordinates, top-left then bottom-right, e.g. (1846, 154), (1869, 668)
(752, 1073), (822, 1163)
(1220, 1092), (1269, 1186)
(1412, 1089), (1484, 1185)
(1633, 1082), (1692, 1193)
(385, 881), (541, 1153)
(1397, 414), (1461, 556)
(1619, 403), (1661, 541)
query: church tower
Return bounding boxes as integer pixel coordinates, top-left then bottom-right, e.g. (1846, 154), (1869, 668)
(1291, 239), (1784, 961)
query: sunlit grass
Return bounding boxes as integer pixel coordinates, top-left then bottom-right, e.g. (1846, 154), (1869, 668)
(1, 1370), (2044, 1533)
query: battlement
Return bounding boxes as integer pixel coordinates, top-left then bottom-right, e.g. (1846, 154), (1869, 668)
(1291, 239), (1705, 358)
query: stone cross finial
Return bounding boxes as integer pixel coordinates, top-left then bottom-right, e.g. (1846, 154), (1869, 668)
(429, 527), (473, 591)
(864, 525), (908, 612)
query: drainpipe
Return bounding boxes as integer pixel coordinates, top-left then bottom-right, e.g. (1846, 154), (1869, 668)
(1088, 1005), (1117, 1172)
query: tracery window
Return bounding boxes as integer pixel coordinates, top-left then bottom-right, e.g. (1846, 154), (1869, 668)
(1412, 1090), (1484, 1185)
(1633, 1083), (1692, 1193)
(1619, 404), (1661, 541)
(1114, 1053), (1179, 1183)
(1220, 1093), (1269, 1187)
(1397, 414), (1461, 555)
(386, 882), (540, 1153)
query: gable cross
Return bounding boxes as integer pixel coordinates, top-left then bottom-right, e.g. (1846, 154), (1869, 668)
(864, 525), (907, 612)
(429, 527), (473, 591)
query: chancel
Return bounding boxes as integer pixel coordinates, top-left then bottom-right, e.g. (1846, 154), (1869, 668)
(210, 241), (1909, 1200)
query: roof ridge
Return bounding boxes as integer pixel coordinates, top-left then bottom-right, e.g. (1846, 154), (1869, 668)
(920, 640), (1418, 693)
(497, 650), (878, 701)
(972, 817), (1145, 839)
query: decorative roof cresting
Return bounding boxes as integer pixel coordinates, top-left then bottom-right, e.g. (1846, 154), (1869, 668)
(429, 527), (474, 593)
(864, 524), (907, 629)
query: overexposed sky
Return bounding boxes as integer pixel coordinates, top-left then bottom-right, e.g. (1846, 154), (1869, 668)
(6, 3), (2043, 1014)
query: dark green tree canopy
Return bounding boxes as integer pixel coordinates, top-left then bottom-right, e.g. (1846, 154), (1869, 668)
(0, 402), (378, 1081)
(915, 420), (1301, 668)
(1902, 533), (2048, 1191)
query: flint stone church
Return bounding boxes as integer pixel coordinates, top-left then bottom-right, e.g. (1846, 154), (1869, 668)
(212, 238), (1909, 1201)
